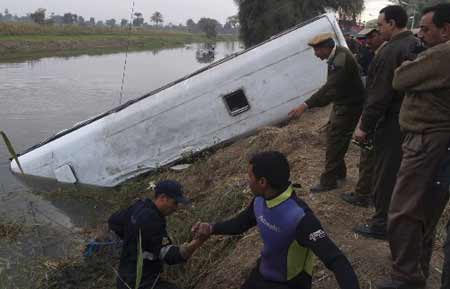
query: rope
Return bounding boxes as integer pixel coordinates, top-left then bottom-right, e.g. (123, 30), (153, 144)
(119, 0), (136, 105)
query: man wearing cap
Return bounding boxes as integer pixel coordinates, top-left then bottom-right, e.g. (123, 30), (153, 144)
(108, 180), (205, 289)
(344, 32), (361, 54)
(341, 28), (386, 208)
(289, 33), (365, 193)
(193, 151), (360, 289)
(356, 28), (386, 76)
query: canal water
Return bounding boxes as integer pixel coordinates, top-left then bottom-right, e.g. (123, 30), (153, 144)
(0, 41), (242, 193)
(0, 41), (242, 287)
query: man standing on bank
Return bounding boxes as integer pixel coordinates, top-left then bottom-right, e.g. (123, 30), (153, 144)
(353, 5), (421, 240)
(109, 180), (207, 289)
(289, 33), (365, 193)
(341, 28), (386, 208)
(376, 4), (450, 289)
(193, 151), (360, 289)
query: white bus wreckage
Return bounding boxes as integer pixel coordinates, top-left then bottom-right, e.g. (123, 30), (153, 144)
(10, 14), (347, 190)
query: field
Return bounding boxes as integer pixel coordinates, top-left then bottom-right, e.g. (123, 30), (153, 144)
(0, 22), (236, 62)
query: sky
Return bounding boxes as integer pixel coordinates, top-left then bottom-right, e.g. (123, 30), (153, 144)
(361, 0), (393, 22)
(1, 0), (392, 25)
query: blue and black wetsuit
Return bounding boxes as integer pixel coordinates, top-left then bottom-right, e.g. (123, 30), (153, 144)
(213, 186), (360, 289)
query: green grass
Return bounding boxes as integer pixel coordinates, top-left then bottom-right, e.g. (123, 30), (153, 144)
(0, 22), (237, 62)
(0, 22), (194, 36)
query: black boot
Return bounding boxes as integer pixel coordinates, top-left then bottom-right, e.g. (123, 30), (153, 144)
(375, 279), (424, 289)
(310, 183), (337, 193)
(341, 192), (371, 208)
(353, 223), (386, 240)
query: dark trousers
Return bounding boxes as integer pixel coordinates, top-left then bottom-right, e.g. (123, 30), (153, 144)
(443, 219), (450, 289)
(320, 104), (362, 186)
(388, 132), (450, 287)
(354, 147), (375, 197)
(369, 117), (403, 231)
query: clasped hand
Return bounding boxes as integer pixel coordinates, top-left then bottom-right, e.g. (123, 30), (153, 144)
(191, 222), (213, 241)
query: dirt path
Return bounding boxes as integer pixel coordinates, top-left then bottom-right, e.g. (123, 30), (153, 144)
(194, 106), (446, 289)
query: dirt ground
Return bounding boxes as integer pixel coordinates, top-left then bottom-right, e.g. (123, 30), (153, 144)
(6, 105), (448, 289)
(185, 106), (448, 289)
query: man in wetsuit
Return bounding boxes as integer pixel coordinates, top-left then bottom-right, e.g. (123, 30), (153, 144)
(193, 151), (360, 289)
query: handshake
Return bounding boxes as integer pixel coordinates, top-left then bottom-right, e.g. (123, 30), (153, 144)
(191, 222), (214, 242)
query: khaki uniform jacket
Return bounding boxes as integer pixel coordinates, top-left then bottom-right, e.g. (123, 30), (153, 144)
(394, 40), (450, 133)
(305, 46), (365, 108)
(360, 31), (420, 133)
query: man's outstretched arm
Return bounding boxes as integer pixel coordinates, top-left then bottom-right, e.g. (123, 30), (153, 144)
(296, 213), (360, 289)
(193, 199), (257, 237)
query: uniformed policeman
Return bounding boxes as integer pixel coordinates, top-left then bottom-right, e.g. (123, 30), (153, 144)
(109, 180), (206, 289)
(341, 28), (386, 208)
(289, 33), (365, 193)
(193, 151), (360, 289)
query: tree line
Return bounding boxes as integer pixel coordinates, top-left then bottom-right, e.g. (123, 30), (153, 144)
(234, 0), (365, 47)
(0, 8), (239, 37)
(234, 0), (450, 47)
(390, 0), (450, 28)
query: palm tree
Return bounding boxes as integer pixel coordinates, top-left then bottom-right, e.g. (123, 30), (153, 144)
(151, 11), (164, 26)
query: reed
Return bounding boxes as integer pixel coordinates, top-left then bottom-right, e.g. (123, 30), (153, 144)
(0, 131), (23, 174)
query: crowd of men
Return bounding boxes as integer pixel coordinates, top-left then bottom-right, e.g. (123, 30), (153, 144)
(107, 4), (450, 289)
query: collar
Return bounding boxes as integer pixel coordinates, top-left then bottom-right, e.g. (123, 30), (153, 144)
(389, 30), (413, 43)
(145, 198), (165, 219)
(375, 41), (387, 55)
(265, 185), (294, 208)
(327, 45), (337, 63)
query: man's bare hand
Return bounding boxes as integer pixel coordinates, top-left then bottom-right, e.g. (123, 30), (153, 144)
(191, 222), (213, 241)
(354, 127), (368, 143)
(288, 103), (308, 119)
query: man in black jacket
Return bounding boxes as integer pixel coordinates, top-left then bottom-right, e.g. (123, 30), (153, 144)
(353, 5), (421, 240)
(109, 180), (205, 289)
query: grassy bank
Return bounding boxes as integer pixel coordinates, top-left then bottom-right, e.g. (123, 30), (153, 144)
(0, 22), (237, 62)
(2, 106), (448, 289)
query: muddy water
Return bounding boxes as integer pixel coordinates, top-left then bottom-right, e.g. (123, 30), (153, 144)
(0, 41), (242, 193)
(0, 42), (242, 288)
